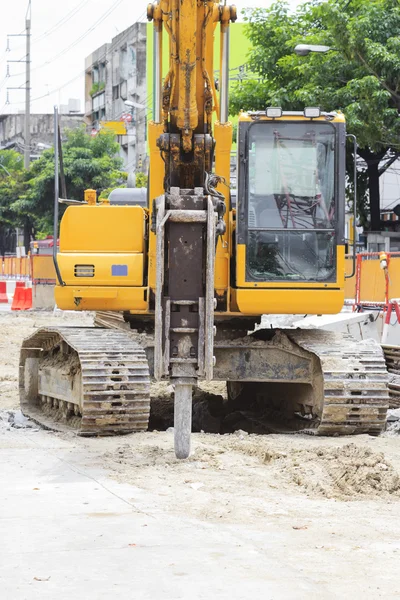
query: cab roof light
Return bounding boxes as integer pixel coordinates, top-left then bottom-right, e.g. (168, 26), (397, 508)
(304, 107), (321, 119)
(266, 107), (282, 119)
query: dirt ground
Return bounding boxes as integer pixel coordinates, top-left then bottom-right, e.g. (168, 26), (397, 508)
(2, 310), (400, 598)
(0, 310), (93, 411)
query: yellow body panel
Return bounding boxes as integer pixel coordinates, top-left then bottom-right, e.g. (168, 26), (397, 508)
(214, 121), (233, 295)
(57, 253), (144, 287)
(55, 285), (148, 312)
(235, 288), (345, 315)
(60, 205), (145, 253)
(57, 204), (146, 309)
(148, 121), (165, 291)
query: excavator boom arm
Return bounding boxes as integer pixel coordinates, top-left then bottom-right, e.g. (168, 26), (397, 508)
(146, 1), (236, 457)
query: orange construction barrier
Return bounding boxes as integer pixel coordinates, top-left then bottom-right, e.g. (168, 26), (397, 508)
(31, 254), (56, 284)
(11, 286), (25, 311)
(15, 281), (25, 288)
(4, 258), (11, 277)
(21, 287), (32, 310)
(10, 257), (16, 278)
(1, 254), (32, 280)
(0, 282), (7, 303)
(11, 285), (32, 311)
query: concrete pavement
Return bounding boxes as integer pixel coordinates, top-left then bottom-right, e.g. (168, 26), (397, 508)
(0, 424), (294, 600)
(2, 419), (400, 599)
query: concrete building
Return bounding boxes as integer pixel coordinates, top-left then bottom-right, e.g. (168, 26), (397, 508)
(354, 159), (400, 252)
(0, 110), (84, 161)
(85, 23), (147, 177)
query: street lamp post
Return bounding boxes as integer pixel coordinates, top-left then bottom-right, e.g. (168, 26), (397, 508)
(294, 44), (333, 56)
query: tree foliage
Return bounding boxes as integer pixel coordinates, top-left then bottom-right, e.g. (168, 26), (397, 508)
(0, 128), (128, 250)
(0, 149), (24, 176)
(0, 150), (26, 254)
(230, 0), (400, 230)
(135, 171), (148, 188)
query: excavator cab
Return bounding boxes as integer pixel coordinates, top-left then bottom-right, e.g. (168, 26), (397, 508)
(234, 110), (347, 315)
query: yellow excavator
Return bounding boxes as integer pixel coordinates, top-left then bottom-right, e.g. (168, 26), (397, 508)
(20, 0), (389, 458)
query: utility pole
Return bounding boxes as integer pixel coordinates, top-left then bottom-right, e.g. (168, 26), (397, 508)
(24, 2), (31, 169)
(6, 0), (31, 169)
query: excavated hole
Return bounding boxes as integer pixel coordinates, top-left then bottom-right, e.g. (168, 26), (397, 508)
(149, 388), (225, 433)
(149, 381), (318, 434)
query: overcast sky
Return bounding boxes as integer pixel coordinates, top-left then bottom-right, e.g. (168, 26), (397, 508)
(0, 0), (302, 115)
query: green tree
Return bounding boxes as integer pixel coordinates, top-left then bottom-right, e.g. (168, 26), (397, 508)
(0, 128), (127, 251)
(135, 171), (148, 188)
(27, 126), (124, 204)
(230, 0), (400, 231)
(23, 127), (125, 245)
(0, 149), (24, 177)
(0, 150), (26, 255)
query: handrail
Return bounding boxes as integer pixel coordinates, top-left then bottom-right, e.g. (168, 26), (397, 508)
(345, 133), (357, 279)
(52, 106), (65, 287)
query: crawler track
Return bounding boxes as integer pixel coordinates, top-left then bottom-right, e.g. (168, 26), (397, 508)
(292, 330), (389, 435)
(95, 320), (390, 435)
(223, 330), (390, 435)
(382, 344), (400, 409)
(20, 328), (151, 435)
(20, 324), (389, 437)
